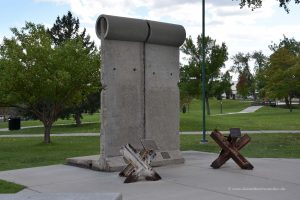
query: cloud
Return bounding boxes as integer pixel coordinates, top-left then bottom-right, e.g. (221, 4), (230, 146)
(36, 0), (300, 73)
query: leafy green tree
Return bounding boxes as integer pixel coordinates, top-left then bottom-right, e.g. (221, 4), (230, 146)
(181, 35), (228, 115)
(264, 47), (300, 111)
(221, 71), (233, 99)
(231, 52), (255, 99)
(48, 11), (95, 50)
(48, 11), (100, 125)
(252, 51), (268, 99)
(60, 92), (100, 126)
(0, 22), (100, 143)
(269, 35), (300, 55)
(237, 0), (300, 13)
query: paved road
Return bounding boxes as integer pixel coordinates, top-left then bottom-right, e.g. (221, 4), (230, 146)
(1, 130), (300, 138)
(0, 151), (299, 200)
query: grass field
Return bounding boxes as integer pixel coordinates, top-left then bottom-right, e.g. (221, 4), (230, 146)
(181, 100), (300, 131)
(181, 134), (300, 158)
(1, 99), (300, 135)
(0, 180), (24, 194)
(0, 113), (100, 129)
(0, 122), (100, 135)
(1, 134), (299, 172)
(0, 137), (99, 171)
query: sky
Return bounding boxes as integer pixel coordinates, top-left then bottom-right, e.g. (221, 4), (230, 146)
(1, 0), (300, 77)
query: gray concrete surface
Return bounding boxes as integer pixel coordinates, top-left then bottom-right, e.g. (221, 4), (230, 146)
(145, 44), (181, 152)
(215, 106), (263, 116)
(240, 106), (263, 113)
(0, 151), (299, 200)
(0, 193), (122, 200)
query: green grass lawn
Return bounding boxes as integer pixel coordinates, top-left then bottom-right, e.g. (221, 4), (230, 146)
(0, 113), (100, 129)
(0, 122), (100, 135)
(0, 137), (100, 171)
(0, 134), (299, 193)
(0, 134), (299, 172)
(0, 180), (25, 194)
(180, 99), (300, 131)
(1, 99), (300, 134)
(181, 134), (300, 158)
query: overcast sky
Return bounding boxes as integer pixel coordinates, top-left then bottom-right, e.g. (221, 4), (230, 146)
(1, 0), (300, 77)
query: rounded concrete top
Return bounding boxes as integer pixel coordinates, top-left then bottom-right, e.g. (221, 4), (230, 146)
(147, 20), (186, 47)
(96, 14), (186, 47)
(96, 14), (149, 42)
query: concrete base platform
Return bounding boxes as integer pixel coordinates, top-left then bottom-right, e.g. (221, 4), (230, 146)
(66, 150), (184, 172)
(1, 151), (300, 200)
(0, 193), (122, 200)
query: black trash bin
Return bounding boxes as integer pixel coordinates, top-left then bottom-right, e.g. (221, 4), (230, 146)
(8, 117), (21, 130)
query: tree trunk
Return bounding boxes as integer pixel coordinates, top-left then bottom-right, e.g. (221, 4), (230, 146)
(289, 96), (293, 112)
(284, 97), (289, 108)
(205, 96), (211, 115)
(74, 113), (82, 126)
(44, 124), (52, 144)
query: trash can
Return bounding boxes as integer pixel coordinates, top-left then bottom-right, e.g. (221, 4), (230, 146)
(8, 117), (21, 130)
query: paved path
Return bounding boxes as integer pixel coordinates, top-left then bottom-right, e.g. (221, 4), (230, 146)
(1, 130), (300, 138)
(0, 151), (299, 200)
(215, 106), (263, 116)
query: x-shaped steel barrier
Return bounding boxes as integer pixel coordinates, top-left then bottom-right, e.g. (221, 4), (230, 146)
(210, 129), (254, 170)
(119, 140), (161, 183)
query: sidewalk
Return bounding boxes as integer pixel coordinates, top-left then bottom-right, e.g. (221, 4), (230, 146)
(214, 106), (263, 116)
(0, 151), (299, 200)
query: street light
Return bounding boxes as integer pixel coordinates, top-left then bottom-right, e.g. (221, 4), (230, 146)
(201, 0), (208, 143)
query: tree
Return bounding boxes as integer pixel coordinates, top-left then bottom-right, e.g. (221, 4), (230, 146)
(236, 73), (250, 98)
(264, 47), (300, 111)
(59, 92), (100, 126)
(269, 35), (300, 55)
(181, 35), (228, 115)
(237, 0), (300, 13)
(264, 36), (300, 111)
(48, 11), (100, 125)
(231, 52), (255, 99)
(252, 51), (268, 72)
(48, 11), (95, 50)
(252, 51), (268, 99)
(0, 22), (100, 143)
(220, 71), (233, 99)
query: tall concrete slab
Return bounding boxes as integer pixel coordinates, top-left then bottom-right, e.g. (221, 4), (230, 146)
(73, 15), (186, 171)
(100, 40), (145, 157)
(145, 44), (180, 151)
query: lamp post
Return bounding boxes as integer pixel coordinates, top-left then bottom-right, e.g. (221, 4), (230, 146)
(201, 0), (208, 143)
(220, 100), (223, 114)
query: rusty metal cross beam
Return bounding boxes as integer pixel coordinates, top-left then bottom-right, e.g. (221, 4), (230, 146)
(210, 130), (254, 170)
